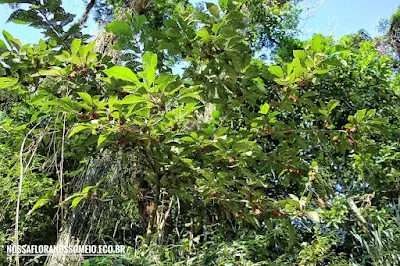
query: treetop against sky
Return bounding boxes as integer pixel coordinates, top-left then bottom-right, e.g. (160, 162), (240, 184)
(0, 0), (399, 44)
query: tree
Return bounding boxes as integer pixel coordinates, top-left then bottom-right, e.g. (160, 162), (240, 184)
(0, 0), (399, 265)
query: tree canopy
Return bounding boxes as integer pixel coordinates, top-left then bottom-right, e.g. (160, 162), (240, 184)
(0, 0), (399, 265)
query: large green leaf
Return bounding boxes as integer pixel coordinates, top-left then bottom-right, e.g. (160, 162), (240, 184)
(27, 198), (51, 216)
(259, 103), (270, 114)
(206, 3), (219, 18)
(77, 92), (93, 105)
(196, 28), (211, 42)
(218, 0), (228, 10)
(31, 69), (65, 77)
(311, 34), (323, 52)
(98, 134), (108, 146)
(104, 66), (139, 83)
(119, 95), (145, 105)
(68, 125), (90, 138)
(106, 21), (132, 37)
(0, 39), (7, 50)
(142, 52), (158, 86)
(71, 39), (81, 55)
(268, 65), (284, 78)
(0, 77), (18, 89)
(293, 50), (306, 59)
(2, 30), (21, 51)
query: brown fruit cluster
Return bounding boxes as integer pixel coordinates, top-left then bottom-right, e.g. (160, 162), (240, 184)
(346, 135), (357, 145)
(90, 111), (99, 119)
(289, 168), (303, 175)
(271, 209), (285, 218)
(288, 95), (300, 103)
(346, 127), (358, 134)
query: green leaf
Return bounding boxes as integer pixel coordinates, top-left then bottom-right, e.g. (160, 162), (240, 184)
(71, 39), (81, 55)
(31, 68), (65, 77)
(366, 109), (376, 118)
(327, 100), (339, 112)
(27, 198), (50, 215)
(132, 14), (147, 33)
(268, 66), (284, 78)
(356, 109), (367, 123)
(3, 30), (21, 51)
(212, 110), (220, 119)
(0, 77), (18, 89)
(77, 92), (92, 105)
(293, 50), (306, 59)
(106, 21), (131, 37)
(318, 109), (328, 116)
(119, 95), (145, 105)
(302, 91), (319, 98)
(71, 196), (84, 208)
(104, 66), (139, 83)
(206, 3), (219, 18)
(0, 39), (7, 50)
(311, 34), (323, 53)
(29, 111), (42, 123)
(314, 69), (329, 75)
(142, 51), (157, 86)
(82, 185), (95, 194)
(219, 0), (228, 10)
(142, 52), (158, 70)
(98, 134), (108, 146)
(181, 136), (195, 142)
(164, 19), (179, 28)
(68, 125), (89, 138)
(216, 127), (229, 136)
(190, 132), (198, 139)
(259, 103), (270, 114)
(180, 103), (200, 119)
(288, 223), (296, 249)
(165, 28), (181, 38)
(196, 28), (211, 42)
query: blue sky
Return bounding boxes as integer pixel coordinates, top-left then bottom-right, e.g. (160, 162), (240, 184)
(299, 0), (399, 40)
(0, 0), (398, 44)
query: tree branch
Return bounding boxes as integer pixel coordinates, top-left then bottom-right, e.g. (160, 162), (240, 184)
(76, 0), (97, 27)
(61, 0), (96, 40)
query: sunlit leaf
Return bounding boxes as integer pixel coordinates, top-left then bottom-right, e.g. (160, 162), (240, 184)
(0, 77), (18, 89)
(77, 92), (92, 105)
(259, 103), (270, 114)
(196, 28), (211, 42)
(68, 125), (89, 138)
(268, 65), (284, 78)
(104, 66), (139, 83)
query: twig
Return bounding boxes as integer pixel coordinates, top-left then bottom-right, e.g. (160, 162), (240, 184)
(158, 196), (174, 235)
(175, 197), (181, 238)
(37, 9), (67, 47)
(14, 123), (42, 266)
(347, 196), (369, 232)
(59, 113), (67, 225)
(76, 0), (97, 27)
(61, 0), (97, 40)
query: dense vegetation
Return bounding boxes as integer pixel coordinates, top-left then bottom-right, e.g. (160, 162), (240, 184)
(0, 0), (399, 265)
